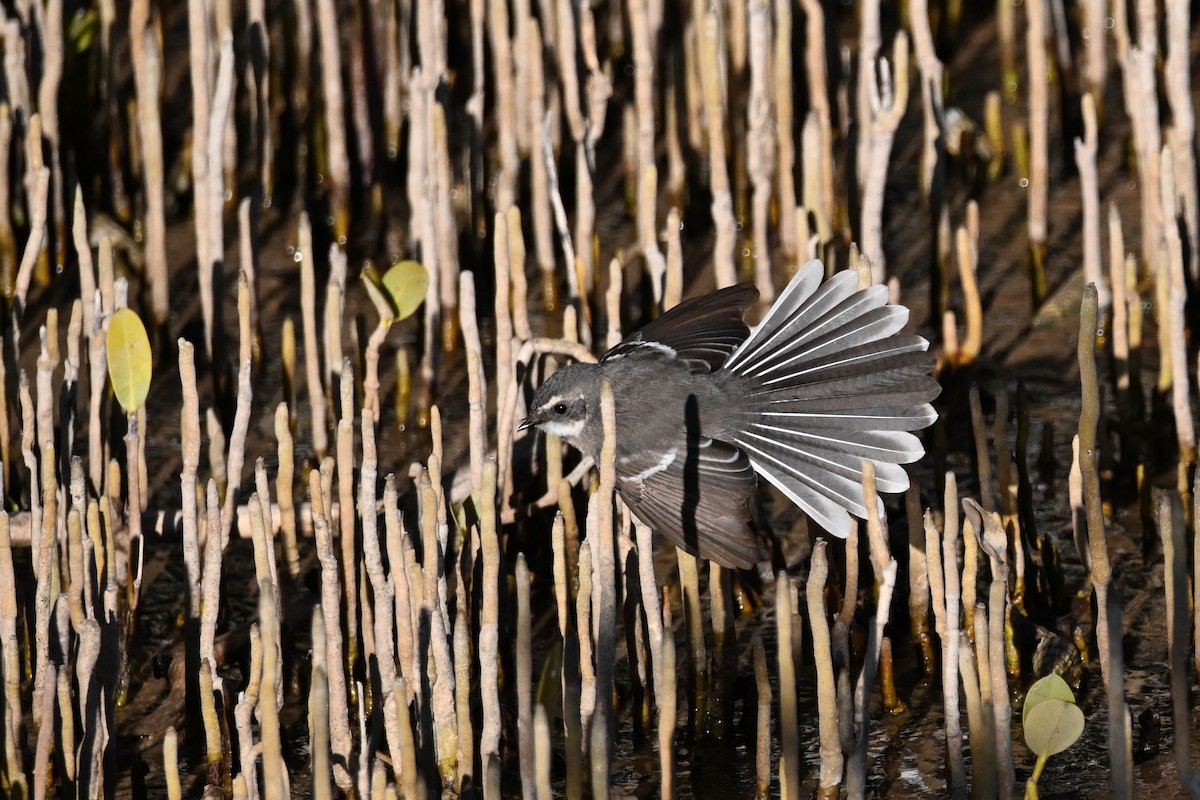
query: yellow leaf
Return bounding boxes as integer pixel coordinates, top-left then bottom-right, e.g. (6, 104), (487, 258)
(106, 308), (153, 413)
(380, 260), (429, 322)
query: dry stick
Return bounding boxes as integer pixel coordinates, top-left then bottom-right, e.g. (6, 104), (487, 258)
(576, 537), (596, 748)
(298, 213), (328, 459)
(1109, 205), (1131, 407)
(855, 0), (882, 191)
(944, 473), (968, 795)
(966, 501), (1014, 798)
(1075, 94), (1109, 314)
(746, 0), (774, 299)
(1081, 0), (1106, 105)
(527, 20), (558, 315)
(749, 637), (771, 799)
(1078, 285), (1133, 799)
(696, 0), (736, 288)
(460, 273), (487, 494)
(1194, 470), (1200, 681)
(383, 477), (415, 707)
(325, 253), (347, 392)
(312, 472), (353, 789)
(534, 705), (553, 800)
(198, 659), (223, 766)
(845, 560), (899, 797)
(604, 258), (622, 349)
(234, 627), (263, 800)
(330, 417), (358, 704)
(1116, 13), (1162, 280)
(391, 676), (418, 799)
(130, 0), (168, 325)
(183, 0), (211, 344)
(164, 726), (181, 800)
(432, 107), (460, 351)
(569, 2), (601, 303)
(488, 0), (519, 211)
(861, 32), (910, 285)
(29, 652), (53, 800)
(658, 589), (676, 799)
(274, 404), (299, 579)
(771, 0), (801, 253)
(633, 519), (664, 705)
(493, 214), (515, 498)
(205, 30), (236, 358)
(359, 417), (403, 791)
(179, 341), (201, 620)
(778, 578), (801, 800)
(200, 480), (221, 694)
(804, 542), (840, 799)
(831, 514), (858, 753)
(1156, 492), (1199, 796)
(909, 0), (944, 204)
(675, 546), (706, 739)
(479, 460), (502, 794)
(32, 442), (55, 729)
(630, 0), (665, 301)
(508, 208), (533, 340)
(220, 358), (254, 551)
(801, 0), (830, 247)
(12, 165), (50, 331)
(303, 615), (330, 800)
(0, 512), (25, 795)
(589, 382), (618, 797)
(516, 554), (535, 799)
(1161, 146), (1195, 462)
(1163, 0), (1198, 281)
(1026, 0), (1049, 298)
(0, 105), (14, 295)
(314, 0), (349, 240)
(906, 486), (934, 674)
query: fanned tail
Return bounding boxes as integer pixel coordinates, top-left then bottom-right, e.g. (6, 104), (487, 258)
(724, 260), (940, 538)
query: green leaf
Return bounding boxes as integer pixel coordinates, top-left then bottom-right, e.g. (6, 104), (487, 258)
(68, 9), (99, 54)
(1023, 673), (1076, 722)
(106, 308), (153, 413)
(1023, 698), (1084, 758)
(380, 260), (429, 322)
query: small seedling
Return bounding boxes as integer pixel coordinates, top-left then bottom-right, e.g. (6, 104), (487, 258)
(1022, 673), (1085, 799)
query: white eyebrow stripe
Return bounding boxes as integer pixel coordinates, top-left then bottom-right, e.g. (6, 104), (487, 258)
(620, 448), (678, 483)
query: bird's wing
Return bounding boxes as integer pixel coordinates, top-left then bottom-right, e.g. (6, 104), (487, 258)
(602, 284), (758, 373)
(615, 436), (759, 569)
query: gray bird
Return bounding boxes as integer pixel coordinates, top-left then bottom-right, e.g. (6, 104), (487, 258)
(521, 260), (941, 568)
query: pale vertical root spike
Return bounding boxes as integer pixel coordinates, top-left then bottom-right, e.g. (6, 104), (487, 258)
(658, 587), (676, 799)
(1078, 285), (1133, 798)
(807, 542), (841, 797)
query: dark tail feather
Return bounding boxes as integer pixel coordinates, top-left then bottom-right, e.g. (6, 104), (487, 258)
(724, 260), (941, 538)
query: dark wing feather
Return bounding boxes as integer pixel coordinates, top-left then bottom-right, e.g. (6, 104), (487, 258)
(615, 436), (759, 568)
(603, 284), (758, 373)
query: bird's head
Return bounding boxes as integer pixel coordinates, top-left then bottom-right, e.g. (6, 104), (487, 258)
(520, 363), (602, 448)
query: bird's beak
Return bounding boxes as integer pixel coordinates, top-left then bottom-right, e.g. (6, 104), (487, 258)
(518, 416), (536, 432)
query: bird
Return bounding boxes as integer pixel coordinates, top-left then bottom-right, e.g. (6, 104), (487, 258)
(520, 259), (941, 569)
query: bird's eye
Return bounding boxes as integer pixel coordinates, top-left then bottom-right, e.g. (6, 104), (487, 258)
(553, 402), (568, 415)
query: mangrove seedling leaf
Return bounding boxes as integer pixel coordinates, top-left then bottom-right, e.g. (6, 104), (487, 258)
(69, 9), (99, 54)
(380, 260), (429, 322)
(106, 308), (153, 413)
(1023, 673), (1076, 722)
(1023, 698), (1084, 758)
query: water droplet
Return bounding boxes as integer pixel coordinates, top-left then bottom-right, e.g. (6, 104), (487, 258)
(1019, 178), (1029, 188)
(293, 250), (303, 263)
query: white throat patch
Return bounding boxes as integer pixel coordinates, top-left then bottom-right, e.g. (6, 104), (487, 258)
(540, 417), (586, 441)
